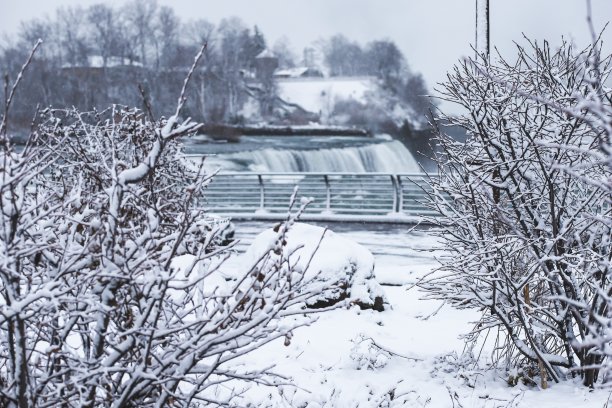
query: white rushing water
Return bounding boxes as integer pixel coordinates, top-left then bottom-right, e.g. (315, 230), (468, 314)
(203, 140), (420, 173)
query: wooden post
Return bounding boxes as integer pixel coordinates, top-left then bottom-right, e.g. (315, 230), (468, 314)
(524, 284), (548, 389)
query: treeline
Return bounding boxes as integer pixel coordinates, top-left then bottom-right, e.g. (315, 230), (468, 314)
(1, 1), (270, 131)
(323, 34), (431, 118)
(0, 0), (431, 134)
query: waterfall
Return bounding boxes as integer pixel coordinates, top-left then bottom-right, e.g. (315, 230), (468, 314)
(203, 140), (420, 173)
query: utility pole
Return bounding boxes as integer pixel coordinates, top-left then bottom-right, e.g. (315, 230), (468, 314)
(475, 0), (490, 62)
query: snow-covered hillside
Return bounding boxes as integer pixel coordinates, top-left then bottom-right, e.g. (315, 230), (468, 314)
(276, 76), (424, 129)
(277, 77), (375, 117)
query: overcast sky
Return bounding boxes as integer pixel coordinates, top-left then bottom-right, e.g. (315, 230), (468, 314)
(1, 0), (611, 112)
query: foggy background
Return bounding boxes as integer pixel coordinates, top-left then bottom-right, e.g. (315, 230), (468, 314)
(2, 0), (611, 113)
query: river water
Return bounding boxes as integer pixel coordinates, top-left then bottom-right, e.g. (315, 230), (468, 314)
(182, 134), (420, 173)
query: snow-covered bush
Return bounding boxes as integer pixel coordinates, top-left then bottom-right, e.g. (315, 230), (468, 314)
(424, 39), (612, 387)
(0, 45), (340, 407)
(537, 34), (612, 386)
(239, 222), (388, 311)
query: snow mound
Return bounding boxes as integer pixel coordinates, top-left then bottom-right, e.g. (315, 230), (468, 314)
(241, 222), (388, 311)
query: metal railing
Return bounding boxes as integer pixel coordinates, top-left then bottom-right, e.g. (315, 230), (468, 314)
(202, 172), (438, 223)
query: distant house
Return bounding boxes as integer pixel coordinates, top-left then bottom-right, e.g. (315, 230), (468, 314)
(273, 67), (324, 79)
(254, 49), (278, 79)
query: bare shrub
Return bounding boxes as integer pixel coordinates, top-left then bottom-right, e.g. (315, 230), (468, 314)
(423, 39), (612, 387)
(0, 43), (339, 407)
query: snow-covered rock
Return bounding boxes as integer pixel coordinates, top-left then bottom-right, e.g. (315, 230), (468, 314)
(240, 222), (388, 311)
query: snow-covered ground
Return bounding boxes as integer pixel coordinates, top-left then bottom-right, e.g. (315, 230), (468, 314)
(218, 222), (611, 407)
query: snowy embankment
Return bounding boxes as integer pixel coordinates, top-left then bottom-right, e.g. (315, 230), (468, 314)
(275, 76), (422, 129)
(277, 77), (373, 116)
(202, 223), (610, 407)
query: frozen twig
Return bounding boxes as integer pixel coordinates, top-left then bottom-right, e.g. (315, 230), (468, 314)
(0, 39), (42, 138)
(175, 43), (207, 119)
